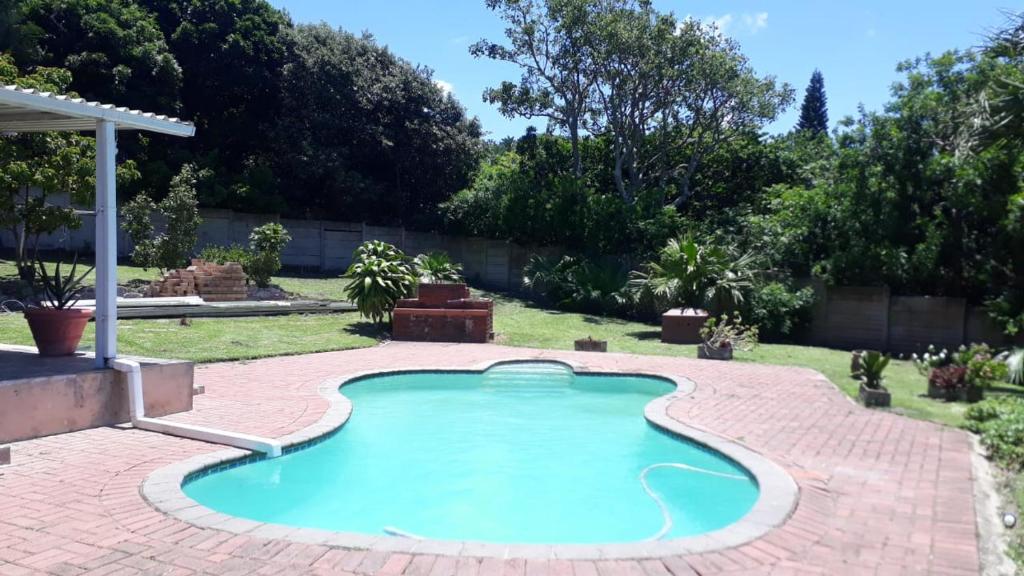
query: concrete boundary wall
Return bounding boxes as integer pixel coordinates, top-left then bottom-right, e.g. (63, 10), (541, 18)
(5, 203), (1018, 350)
(804, 280), (1019, 352)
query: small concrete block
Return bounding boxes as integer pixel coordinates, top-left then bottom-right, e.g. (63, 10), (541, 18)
(193, 384), (205, 396)
(0, 445), (9, 465)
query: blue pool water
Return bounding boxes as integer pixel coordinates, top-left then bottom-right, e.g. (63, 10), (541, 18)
(184, 362), (759, 544)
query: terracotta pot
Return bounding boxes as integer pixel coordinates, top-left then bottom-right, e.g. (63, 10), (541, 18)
(24, 307), (93, 356)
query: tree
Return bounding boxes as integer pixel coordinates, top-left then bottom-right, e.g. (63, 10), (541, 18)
(122, 164), (203, 273)
(471, 0), (596, 176)
(584, 5), (792, 206)
(137, 0), (291, 211)
(796, 70), (829, 135)
(0, 55), (136, 282)
(12, 0), (181, 113)
(273, 24), (482, 226)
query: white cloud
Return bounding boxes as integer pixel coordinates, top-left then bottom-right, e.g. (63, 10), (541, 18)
(685, 12), (768, 36)
(434, 79), (454, 96)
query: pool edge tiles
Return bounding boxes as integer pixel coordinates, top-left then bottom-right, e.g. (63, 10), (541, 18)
(142, 357), (799, 560)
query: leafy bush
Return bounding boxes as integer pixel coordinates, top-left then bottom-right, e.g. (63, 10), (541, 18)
(413, 252), (463, 283)
(1008, 348), (1023, 386)
(914, 343), (1008, 389)
(123, 164), (203, 273)
(745, 281), (816, 341)
(628, 235), (761, 315)
(523, 254), (628, 315)
(247, 223), (291, 288)
(344, 241), (416, 325)
(199, 244), (250, 266)
(965, 396), (1024, 469)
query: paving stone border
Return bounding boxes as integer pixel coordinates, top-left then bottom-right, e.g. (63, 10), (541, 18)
(143, 357), (799, 560)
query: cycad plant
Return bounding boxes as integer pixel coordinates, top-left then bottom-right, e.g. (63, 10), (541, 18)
(628, 235), (760, 313)
(523, 254), (627, 315)
(344, 241), (416, 325)
(413, 251), (463, 283)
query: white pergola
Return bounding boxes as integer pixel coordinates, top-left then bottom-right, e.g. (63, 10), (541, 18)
(0, 85), (195, 368)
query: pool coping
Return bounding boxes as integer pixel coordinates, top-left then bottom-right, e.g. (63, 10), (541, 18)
(142, 357), (799, 560)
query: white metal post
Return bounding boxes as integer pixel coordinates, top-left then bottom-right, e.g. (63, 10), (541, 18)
(94, 120), (117, 368)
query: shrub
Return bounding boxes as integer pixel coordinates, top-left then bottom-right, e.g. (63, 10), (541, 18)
(699, 313), (759, 352)
(965, 396), (1024, 469)
(745, 281), (816, 341)
(1009, 348), (1023, 385)
(199, 244), (251, 266)
(247, 223), (291, 288)
(413, 252), (463, 283)
(123, 164), (204, 273)
(344, 241), (416, 325)
(523, 254), (628, 315)
(628, 235), (760, 315)
(929, 365), (968, 392)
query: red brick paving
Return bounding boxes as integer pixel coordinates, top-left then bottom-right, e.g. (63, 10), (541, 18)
(0, 343), (980, 575)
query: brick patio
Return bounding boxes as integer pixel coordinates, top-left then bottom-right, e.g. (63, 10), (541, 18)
(0, 343), (979, 575)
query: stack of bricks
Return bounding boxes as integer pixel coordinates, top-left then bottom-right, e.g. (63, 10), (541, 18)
(146, 259), (248, 302)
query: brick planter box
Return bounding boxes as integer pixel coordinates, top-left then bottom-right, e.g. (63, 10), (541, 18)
(393, 283), (493, 343)
(661, 308), (709, 344)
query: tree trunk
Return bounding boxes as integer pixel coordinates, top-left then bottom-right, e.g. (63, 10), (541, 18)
(569, 117), (582, 177)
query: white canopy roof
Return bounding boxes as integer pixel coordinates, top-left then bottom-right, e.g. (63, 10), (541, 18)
(0, 85), (195, 137)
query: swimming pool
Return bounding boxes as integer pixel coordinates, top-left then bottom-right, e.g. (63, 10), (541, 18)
(182, 361), (760, 544)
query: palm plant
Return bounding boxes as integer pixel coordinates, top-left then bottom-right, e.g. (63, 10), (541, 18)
(628, 235), (760, 313)
(344, 241), (416, 325)
(413, 252), (463, 283)
(857, 350), (891, 390)
(523, 254), (627, 315)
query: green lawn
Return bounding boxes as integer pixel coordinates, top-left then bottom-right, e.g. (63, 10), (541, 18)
(0, 258), (995, 427)
(0, 312), (381, 363)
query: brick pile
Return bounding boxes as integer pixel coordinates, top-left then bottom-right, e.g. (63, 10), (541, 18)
(145, 259), (247, 302)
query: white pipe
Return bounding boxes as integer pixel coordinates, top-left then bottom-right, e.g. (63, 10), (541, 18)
(111, 359), (282, 457)
(94, 119), (117, 368)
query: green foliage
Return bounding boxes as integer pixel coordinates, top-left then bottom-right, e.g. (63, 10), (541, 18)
(246, 223), (291, 288)
(0, 54), (135, 282)
(628, 236), (760, 315)
(123, 164), (203, 272)
(344, 241), (416, 325)
(413, 252), (463, 284)
(35, 254), (93, 310)
(274, 24), (483, 227)
(856, 350), (890, 390)
(523, 254), (628, 316)
(744, 281), (816, 341)
(699, 312), (759, 351)
(199, 244), (250, 267)
(965, 396), (1024, 469)
(796, 70), (829, 135)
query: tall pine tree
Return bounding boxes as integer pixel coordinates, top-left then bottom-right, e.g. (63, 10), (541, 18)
(796, 69), (829, 135)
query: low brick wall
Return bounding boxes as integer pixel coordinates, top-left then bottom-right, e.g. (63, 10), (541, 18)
(661, 308), (709, 344)
(0, 356), (194, 444)
(392, 284), (493, 343)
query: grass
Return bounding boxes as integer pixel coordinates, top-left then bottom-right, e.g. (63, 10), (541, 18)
(1, 256), (1005, 427)
(0, 312), (381, 363)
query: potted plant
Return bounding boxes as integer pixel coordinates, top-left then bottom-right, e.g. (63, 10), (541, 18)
(697, 313), (758, 361)
(23, 256), (94, 356)
(914, 344), (1005, 403)
(574, 336), (607, 352)
(856, 350), (891, 407)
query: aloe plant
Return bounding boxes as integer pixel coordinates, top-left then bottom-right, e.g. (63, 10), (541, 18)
(413, 251), (463, 283)
(35, 255), (94, 310)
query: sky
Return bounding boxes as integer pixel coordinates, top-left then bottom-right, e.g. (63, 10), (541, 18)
(268, 1), (1015, 140)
